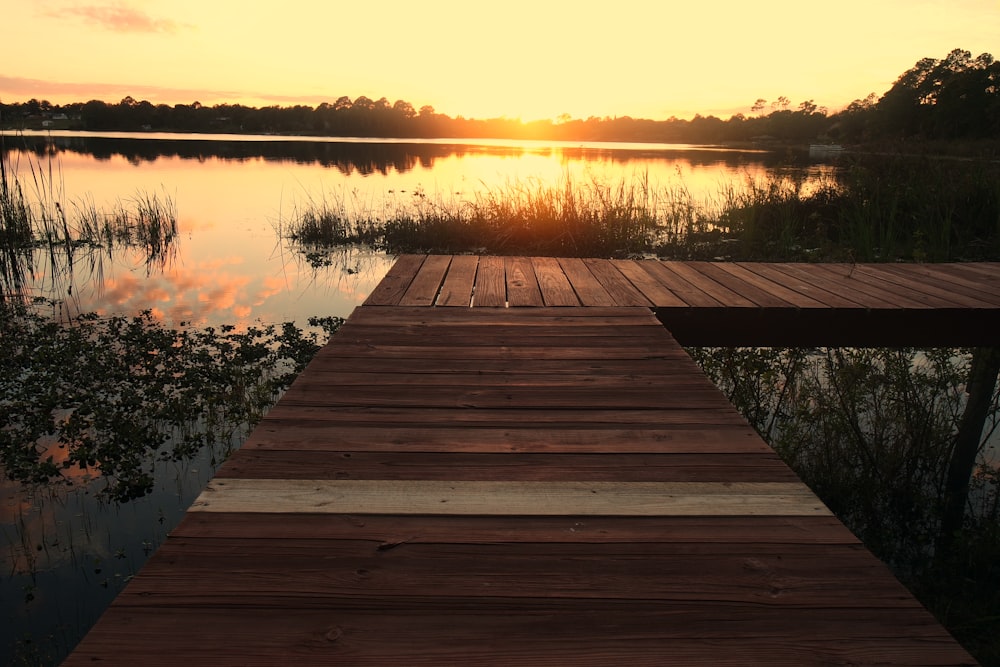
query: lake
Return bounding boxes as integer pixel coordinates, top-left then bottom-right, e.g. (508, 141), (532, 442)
(2, 131), (836, 328)
(0, 132), (838, 664)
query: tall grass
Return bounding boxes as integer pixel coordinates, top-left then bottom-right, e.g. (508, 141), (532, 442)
(0, 147), (178, 298)
(279, 156), (1000, 262)
(280, 174), (697, 257)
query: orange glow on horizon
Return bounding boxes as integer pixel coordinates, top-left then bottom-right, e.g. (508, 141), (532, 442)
(3, 1), (997, 123)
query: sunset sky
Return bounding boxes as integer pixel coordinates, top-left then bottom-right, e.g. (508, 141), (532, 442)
(4, 0), (998, 121)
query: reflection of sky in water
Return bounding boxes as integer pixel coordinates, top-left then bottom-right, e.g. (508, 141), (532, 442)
(0, 440), (226, 663)
(1, 135), (841, 663)
(6, 135), (836, 327)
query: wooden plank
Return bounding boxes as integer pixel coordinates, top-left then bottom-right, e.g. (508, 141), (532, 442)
(473, 255), (506, 306)
(345, 305), (657, 325)
(638, 261), (724, 307)
(437, 254), (479, 306)
(855, 264), (997, 308)
(361, 254), (424, 305)
(531, 256), (580, 306)
(665, 262), (762, 308)
(191, 479), (830, 516)
(879, 263), (1000, 306)
(399, 255), (451, 306)
(807, 264), (938, 309)
(217, 451), (801, 483)
(505, 256), (545, 306)
(66, 605), (973, 667)
(718, 263), (827, 308)
(242, 423), (772, 454)
(612, 259), (688, 306)
(583, 258), (652, 306)
(115, 542), (913, 607)
(735, 262), (867, 309)
(557, 257), (617, 305)
(172, 513), (863, 545)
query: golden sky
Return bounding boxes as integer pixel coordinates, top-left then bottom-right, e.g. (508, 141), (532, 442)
(4, 0), (998, 121)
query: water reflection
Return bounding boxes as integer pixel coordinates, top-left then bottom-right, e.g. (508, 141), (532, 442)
(5, 131), (797, 177)
(2, 133), (838, 664)
(1, 132), (834, 327)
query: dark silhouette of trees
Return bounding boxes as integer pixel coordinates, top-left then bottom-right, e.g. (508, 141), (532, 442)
(2, 49), (996, 148)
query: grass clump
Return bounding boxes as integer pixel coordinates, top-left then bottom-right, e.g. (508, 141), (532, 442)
(281, 174), (689, 258)
(279, 155), (1000, 263)
(0, 146), (179, 298)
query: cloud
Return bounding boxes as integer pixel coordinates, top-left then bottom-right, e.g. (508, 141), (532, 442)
(0, 75), (244, 105)
(45, 3), (190, 34)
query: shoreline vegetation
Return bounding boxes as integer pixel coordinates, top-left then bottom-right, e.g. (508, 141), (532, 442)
(3, 49), (999, 158)
(3, 46), (1000, 665)
(278, 156), (1000, 263)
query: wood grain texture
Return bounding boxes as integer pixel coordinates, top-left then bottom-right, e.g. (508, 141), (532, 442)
(190, 479), (829, 516)
(66, 262), (988, 665)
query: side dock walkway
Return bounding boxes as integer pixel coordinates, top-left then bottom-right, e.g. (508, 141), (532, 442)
(65, 258), (993, 665)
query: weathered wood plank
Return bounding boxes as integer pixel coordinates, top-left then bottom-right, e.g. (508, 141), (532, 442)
(532, 256), (580, 306)
(191, 479), (830, 516)
(558, 257), (617, 305)
(716, 263), (827, 308)
(854, 264), (997, 308)
(875, 263), (1000, 306)
(734, 262), (867, 309)
(171, 513), (862, 545)
(361, 254), (425, 305)
(217, 451), (800, 483)
(66, 604), (972, 667)
(436, 254), (478, 306)
(666, 262), (760, 308)
(399, 254), (451, 306)
(473, 255), (506, 306)
(638, 261), (724, 307)
(583, 258), (653, 306)
(241, 423), (771, 454)
(612, 259), (688, 306)
(505, 256), (545, 306)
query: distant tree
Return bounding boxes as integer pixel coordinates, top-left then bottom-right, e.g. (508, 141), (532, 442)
(877, 48), (999, 139)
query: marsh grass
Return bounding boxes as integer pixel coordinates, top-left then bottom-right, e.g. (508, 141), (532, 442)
(0, 147), (179, 299)
(280, 174), (693, 257)
(279, 156), (1000, 263)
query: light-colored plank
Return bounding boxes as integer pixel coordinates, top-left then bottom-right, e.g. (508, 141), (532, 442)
(192, 479), (830, 516)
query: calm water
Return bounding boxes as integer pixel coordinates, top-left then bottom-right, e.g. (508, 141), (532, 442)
(2, 131), (835, 327)
(0, 132), (837, 664)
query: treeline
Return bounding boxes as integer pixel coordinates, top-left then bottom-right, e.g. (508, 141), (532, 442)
(2, 49), (997, 146)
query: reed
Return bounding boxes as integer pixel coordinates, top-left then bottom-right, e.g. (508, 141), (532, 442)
(0, 148), (179, 297)
(279, 156), (1000, 263)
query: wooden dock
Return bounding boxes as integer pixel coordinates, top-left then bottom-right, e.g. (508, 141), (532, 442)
(65, 258), (996, 666)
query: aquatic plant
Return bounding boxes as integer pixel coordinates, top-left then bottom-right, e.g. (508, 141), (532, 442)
(0, 145), (179, 299)
(0, 299), (342, 502)
(278, 156), (1000, 262)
